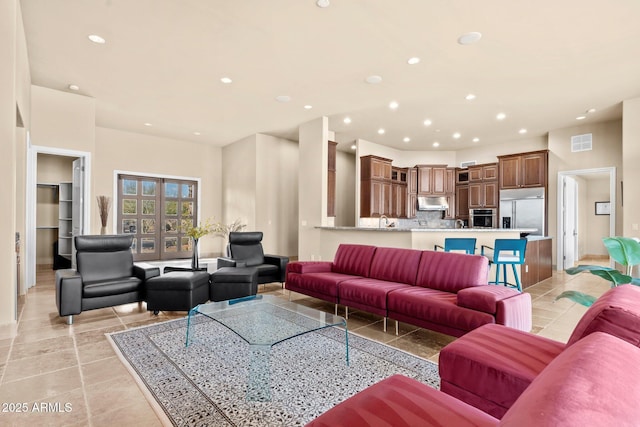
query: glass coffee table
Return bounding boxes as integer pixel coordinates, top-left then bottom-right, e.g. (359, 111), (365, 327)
(185, 295), (349, 401)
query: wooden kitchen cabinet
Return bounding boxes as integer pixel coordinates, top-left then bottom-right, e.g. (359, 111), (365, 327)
(327, 141), (337, 217)
(407, 167), (418, 218)
(521, 237), (553, 288)
(467, 163), (498, 209)
(391, 167), (408, 218)
(417, 165), (448, 195)
(455, 185), (469, 219)
(498, 150), (548, 189)
(361, 155), (394, 217)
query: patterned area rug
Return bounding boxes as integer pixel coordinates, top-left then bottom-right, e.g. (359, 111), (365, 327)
(108, 315), (440, 426)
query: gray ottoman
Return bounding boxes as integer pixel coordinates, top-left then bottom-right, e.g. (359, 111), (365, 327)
(146, 271), (210, 314)
(210, 267), (258, 302)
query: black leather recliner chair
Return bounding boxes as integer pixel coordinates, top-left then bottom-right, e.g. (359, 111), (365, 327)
(216, 231), (289, 286)
(55, 234), (160, 324)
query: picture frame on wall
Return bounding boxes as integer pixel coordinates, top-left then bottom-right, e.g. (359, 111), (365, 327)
(595, 201), (611, 215)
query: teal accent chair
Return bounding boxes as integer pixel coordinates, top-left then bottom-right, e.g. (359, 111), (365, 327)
(434, 238), (477, 255)
(481, 239), (527, 292)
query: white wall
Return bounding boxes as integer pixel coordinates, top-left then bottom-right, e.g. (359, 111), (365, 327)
(456, 136), (547, 166)
(623, 98), (640, 238)
(335, 150), (356, 227)
(585, 177), (611, 256)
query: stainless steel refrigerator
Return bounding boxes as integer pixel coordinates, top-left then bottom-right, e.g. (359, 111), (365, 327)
(499, 188), (545, 236)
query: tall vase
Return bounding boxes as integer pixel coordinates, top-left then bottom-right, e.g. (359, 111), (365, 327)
(100, 226), (107, 235)
(191, 238), (199, 270)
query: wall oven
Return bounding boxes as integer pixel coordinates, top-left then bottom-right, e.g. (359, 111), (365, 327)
(470, 208), (497, 228)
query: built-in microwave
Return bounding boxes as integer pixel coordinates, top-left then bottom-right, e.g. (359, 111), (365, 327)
(470, 208), (497, 228)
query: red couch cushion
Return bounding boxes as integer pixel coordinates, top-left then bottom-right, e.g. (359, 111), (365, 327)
(416, 251), (489, 293)
(388, 287), (494, 332)
(567, 284), (640, 347)
(439, 323), (565, 418)
(368, 247), (423, 285)
(332, 244), (377, 277)
(339, 278), (410, 313)
(456, 286), (522, 314)
(306, 374), (498, 427)
(501, 332), (640, 426)
(287, 272), (364, 298)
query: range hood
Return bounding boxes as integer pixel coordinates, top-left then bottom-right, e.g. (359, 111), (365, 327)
(417, 196), (449, 211)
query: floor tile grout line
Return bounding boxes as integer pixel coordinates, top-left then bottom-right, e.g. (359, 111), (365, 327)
(72, 333), (94, 427)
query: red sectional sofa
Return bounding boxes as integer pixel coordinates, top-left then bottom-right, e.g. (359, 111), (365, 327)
(438, 283), (640, 418)
(306, 332), (640, 427)
(285, 244), (532, 337)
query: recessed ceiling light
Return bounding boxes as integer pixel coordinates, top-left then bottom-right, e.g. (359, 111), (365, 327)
(350, 144), (356, 150)
(365, 75), (383, 84)
(275, 95), (291, 102)
(519, 128), (527, 134)
(378, 128), (385, 135)
(403, 137), (411, 143)
(423, 119), (432, 126)
(457, 32), (482, 45)
(304, 105), (313, 110)
(343, 117), (352, 124)
(496, 112), (506, 120)
(193, 131), (201, 136)
(472, 137), (480, 142)
(316, 0), (330, 8)
(587, 108), (597, 114)
(453, 132), (461, 139)
(576, 115), (586, 120)
(389, 101), (399, 110)
(433, 142), (440, 147)
(68, 84), (80, 91)
(220, 77), (232, 84)
(88, 34), (106, 44)
(465, 93), (476, 100)
(407, 57), (420, 65)
(144, 123), (152, 127)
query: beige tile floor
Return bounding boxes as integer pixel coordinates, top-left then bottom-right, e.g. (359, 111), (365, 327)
(0, 260), (611, 426)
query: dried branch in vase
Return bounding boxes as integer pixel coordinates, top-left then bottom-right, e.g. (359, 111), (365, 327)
(96, 196), (112, 227)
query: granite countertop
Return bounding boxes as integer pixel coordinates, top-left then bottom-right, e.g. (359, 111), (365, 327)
(317, 226), (539, 233)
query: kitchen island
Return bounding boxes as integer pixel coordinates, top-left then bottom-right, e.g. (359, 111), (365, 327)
(311, 227), (552, 287)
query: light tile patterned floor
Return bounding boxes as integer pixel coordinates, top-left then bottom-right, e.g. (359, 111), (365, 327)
(0, 260), (610, 426)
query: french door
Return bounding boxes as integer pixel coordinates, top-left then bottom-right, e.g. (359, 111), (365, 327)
(117, 174), (198, 261)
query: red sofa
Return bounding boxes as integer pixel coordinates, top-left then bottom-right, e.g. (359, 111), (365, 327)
(286, 244), (532, 337)
(438, 284), (640, 418)
(306, 332), (640, 427)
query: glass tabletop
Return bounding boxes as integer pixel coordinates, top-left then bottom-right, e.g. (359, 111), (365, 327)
(187, 295), (346, 347)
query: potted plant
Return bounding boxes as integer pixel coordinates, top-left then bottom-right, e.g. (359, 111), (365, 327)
(213, 219), (246, 256)
(556, 237), (640, 306)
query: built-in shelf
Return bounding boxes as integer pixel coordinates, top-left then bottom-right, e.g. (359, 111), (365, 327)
(58, 182), (73, 260)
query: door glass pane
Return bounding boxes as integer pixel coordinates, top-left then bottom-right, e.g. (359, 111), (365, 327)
(181, 184), (194, 198)
(181, 201), (193, 216)
(165, 201), (177, 216)
(141, 238), (155, 253)
(181, 218), (193, 230)
(123, 199), (137, 214)
(142, 200), (155, 215)
(142, 181), (156, 196)
(131, 238), (137, 252)
(122, 219), (137, 234)
(123, 179), (137, 195)
(165, 219), (178, 233)
(181, 237), (192, 251)
(164, 237), (178, 252)
(165, 183), (179, 198)
(142, 219), (156, 234)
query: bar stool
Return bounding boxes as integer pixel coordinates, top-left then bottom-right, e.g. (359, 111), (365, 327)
(481, 239), (527, 292)
(434, 238), (477, 254)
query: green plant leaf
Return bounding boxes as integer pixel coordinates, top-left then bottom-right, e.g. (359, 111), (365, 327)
(603, 237), (640, 267)
(555, 291), (597, 307)
(590, 269), (632, 285)
(566, 265), (616, 275)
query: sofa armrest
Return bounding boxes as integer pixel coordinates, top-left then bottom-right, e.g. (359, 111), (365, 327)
(286, 261), (333, 274)
(133, 263), (160, 281)
(55, 269), (83, 317)
(457, 286), (523, 314)
(217, 257), (239, 268)
(306, 374), (498, 427)
(265, 254), (289, 282)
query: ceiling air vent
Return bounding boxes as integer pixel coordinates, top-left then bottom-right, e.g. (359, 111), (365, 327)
(571, 133), (592, 152)
(460, 160), (476, 168)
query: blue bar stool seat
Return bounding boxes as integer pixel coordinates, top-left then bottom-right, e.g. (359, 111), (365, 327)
(434, 238), (477, 255)
(481, 239), (527, 292)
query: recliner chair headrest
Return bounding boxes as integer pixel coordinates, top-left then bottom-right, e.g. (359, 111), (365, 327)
(75, 235), (134, 252)
(229, 232), (263, 245)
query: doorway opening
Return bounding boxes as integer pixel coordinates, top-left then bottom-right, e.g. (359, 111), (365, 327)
(556, 167), (616, 270)
(26, 145), (91, 290)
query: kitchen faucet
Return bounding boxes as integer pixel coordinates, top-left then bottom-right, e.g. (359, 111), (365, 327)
(379, 215), (389, 228)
